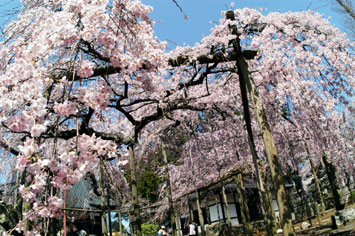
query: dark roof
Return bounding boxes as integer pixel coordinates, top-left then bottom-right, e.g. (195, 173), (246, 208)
(66, 178), (101, 209)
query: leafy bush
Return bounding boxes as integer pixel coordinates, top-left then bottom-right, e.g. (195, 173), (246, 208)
(142, 223), (159, 236)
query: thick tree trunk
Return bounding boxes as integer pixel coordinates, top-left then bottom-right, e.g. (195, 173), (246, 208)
(161, 140), (177, 236)
(234, 173), (253, 236)
(100, 158), (108, 236)
(128, 145), (142, 236)
(303, 138), (326, 214)
(322, 152), (345, 211)
(234, 41), (295, 236)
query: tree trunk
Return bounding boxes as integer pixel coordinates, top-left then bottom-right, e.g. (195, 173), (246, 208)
(322, 152), (345, 211)
(161, 140), (177, 236)
(100, 158), (108, 236)
(234, 48), (295, 236)
(128, 145), (142, 236)
(234, 173), (253, 236)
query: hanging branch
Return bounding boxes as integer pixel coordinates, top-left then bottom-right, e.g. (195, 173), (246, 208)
(171, 0), (189, 19)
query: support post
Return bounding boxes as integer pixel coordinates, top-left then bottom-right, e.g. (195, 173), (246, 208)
(235, 173), (253, 236)
(128, 145), (142, 236)
(162, 140), (177, 236)
(226, 10), (295, 236)
(100, 158), (108, 236)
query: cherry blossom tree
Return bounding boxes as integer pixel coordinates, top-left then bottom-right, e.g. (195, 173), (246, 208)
(0, 1), (354, 236)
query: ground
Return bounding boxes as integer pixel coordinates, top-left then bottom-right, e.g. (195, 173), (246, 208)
(294, 203), (355, 236)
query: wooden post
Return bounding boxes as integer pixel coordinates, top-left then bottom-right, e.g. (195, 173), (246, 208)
(63, 191), (67, 236)
(100, 158), (108, 236)
(128, 145), (142, 236)
(226, 10), (295, 236)
(119, 211), (123, 236)
(232, 35), (295, 236)
(106, 191), (112, 236)
(221, 184), (233, 234)
(235, 173), (253, 236)
(161, 140), (177, 236)
(236, 51), (277, 235)
(258, 159), (277, 235)
(188, 145), (206, 236)
(215, 196), (221, 221)
(175, 209), (182, 236)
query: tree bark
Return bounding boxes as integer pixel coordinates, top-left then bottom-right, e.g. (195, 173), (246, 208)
(234, 173), (253, 236)
(128, 145), (142, 236)
(161, 140), (177, 236)
(322, 152), (345, 211)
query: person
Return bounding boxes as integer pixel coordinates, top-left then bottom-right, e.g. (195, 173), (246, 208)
(158, 226), (167, 236)
(189, 221), (197, 236)
(78, 230), (87, 236)
(166, 228), (172, 235)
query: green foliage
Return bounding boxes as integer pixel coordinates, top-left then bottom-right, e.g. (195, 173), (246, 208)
(0, 201), (19, 232)
(141, 223), (159, 236)
(137, 171), (162, 203)
(349, 192), (355, 203)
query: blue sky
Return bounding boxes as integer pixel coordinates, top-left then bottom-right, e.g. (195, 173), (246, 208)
(141, 0), (347, 48)
(0, 0), (348, 49)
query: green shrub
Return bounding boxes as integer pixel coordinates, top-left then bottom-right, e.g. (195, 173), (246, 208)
(141, 223), (159, 236)
(349, 192), (355, 203)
